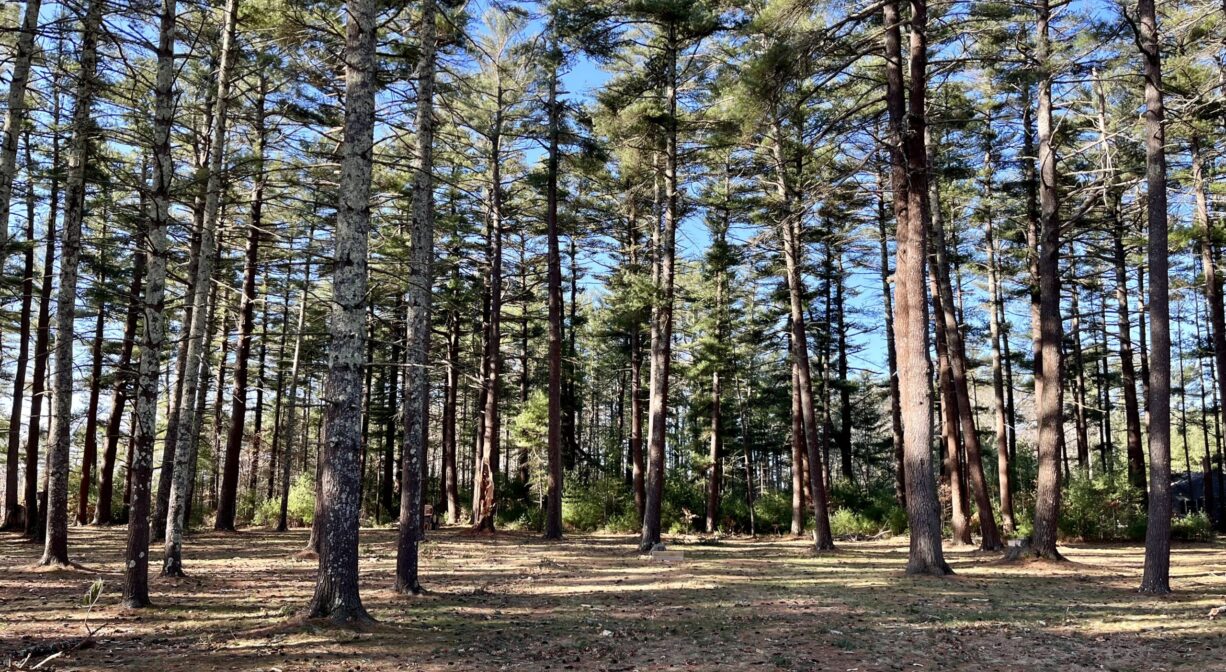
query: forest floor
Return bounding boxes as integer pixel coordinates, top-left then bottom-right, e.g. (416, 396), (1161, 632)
(2, 526), (1225, 671)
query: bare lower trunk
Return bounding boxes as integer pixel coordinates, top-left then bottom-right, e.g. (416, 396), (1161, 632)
(24, 121), (58, 539)
(706, 370), (722, 534)
(1071, 287), (1090, 472)
(395, 0), (436, 595)
(639, 25), (682, 552)
(1137, 0), (1171, 594)
(42, 0), (104, 567)
(1194, 135), (1226, 531)
(544, 44), (564, 540)
(932, 280), (970, 546)
(96, 248), (146, 525)
(2, 137), (37, 531)
(122, 0), (176, 608)
(77, 259), (108, 525)
(474, 86), (506, 532)
(928, 146), (1000, 550)
(278, 225), (313, 532)
(1030, 0), (1064, 561)
(307, 0), (378, 624)
(443, 307), (460, 524)
(164, 0), (239, 575)
(886, 0), (949, 574)
(982, 152), (1014, 533)
(0, 0), (42, 265)
(790, 362), (805, 535)
(217, 77), (268, 531)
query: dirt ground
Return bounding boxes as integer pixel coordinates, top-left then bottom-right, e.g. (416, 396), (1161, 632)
(2, 526), (1225, 671)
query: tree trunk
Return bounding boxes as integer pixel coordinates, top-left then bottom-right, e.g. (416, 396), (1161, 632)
(395, 0), (436, 595)
(380, 305), (401, 521)
(770, 117), (833, 552)
(154, 50), (218, 543)
(886, 0), (949, 574)
(267, 278), (291, 500)
(1137, 0), (1171, 594)
(874, 167), (905, 509)
(474, 84), (506, 532)
(1194, 135), (1226, 530)
(42, 0), (104, 567)
(121, 0), (177, 608)
(2, 134), (38, 531)
(639, 23), (683, 553)
(77, 246), (108, 525)
(0, 0), (42, 266)
(790, 360), (805, 535)
(96, 241), (146, 525)
(306, 0), (378, 625)
(982, 142), (1014, 533)
(249, 284), (269, 498)
(706, 369), (722, 533)
(24, 88), (60, 540)
(544, 40), (564, 540)
(1071, 285), (1090, 472)
(443, 305), (460, 523)
(216, 73), (268, 531)
(1029, 0), (1064, 561)
(835, 255), (852, 484)
(932, 270), (971, 546)
(278, 224), (314, 532)
(927, 145), (1000, 550)
(164, 0), (239, 576)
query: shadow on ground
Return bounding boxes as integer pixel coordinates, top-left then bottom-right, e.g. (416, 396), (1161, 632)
(2, 526), (1224, 671)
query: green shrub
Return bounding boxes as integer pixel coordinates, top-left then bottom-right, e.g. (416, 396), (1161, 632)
(251, 473), (315, 528)
(751, 491), (793, 533)
(829, 508), (881, 538)
(1059, 473), (1146, 541)
(237, 487), (262, 525)
(252, 497), (278, 528)
(1172, 511), (1215, 542)
(562, 478), (631, 532)
(885, 505), (908, 535)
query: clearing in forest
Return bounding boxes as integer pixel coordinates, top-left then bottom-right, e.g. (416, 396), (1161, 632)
(1, 528), (1224, 671)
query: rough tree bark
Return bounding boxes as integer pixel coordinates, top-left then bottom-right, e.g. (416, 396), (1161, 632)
(927, 146), (1000, 550)
(23, 115), (57, 540)
(790, 360), (806, 535)
(770, 116), (833, 552)
(42, 0), (103, 567)
(0, 0), (42, 267)
(395, 0), (436, 595)
(121, 0), (177, 608)
(474, 74), (506, 533)
(442, 302), (460, 523)
(639, 23), (683, 553)
(216, 71), (268, 532)
(1028, 0), (1065, 561)
(982, 138), (1014, 533)
(306, 0), (378, 624)
(164, 0), (239, 576)
(95, 247), (146, 525)
(544, 35), (564, 540)
(885, 0), (949, 574)
(1137, 0), (1171, 594)
(77, 236), (109, 525)
(2, 135), (38, 531)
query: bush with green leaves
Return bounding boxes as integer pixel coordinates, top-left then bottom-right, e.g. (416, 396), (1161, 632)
(829, 508), (883, 538)
(1172, 511), (1215, 542)
(251, 473), (315, 528)
(562, 477), (632, 532)
(1058, 472), (1146, 542)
